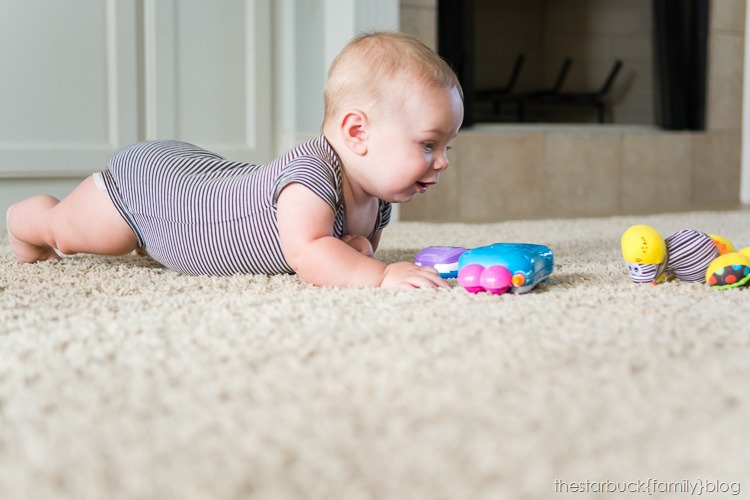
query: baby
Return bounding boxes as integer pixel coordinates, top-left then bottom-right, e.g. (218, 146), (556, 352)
(6, 32), (464, 288)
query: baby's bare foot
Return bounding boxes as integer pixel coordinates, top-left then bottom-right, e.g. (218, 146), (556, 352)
(7, 230), (60, 262)
(6, 207), (61, 263)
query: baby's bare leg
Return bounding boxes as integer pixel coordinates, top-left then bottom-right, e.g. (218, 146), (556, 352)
(6, 176), (138, 263)
(6, 195), (62, 262)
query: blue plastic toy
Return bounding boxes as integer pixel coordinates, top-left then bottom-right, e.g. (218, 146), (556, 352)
(416, 243), (554, 294)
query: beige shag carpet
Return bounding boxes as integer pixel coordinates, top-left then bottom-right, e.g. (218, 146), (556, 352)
(2, 210), (750, 500)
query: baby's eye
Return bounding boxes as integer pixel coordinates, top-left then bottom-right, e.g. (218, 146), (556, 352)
(421, 142), (436, 153)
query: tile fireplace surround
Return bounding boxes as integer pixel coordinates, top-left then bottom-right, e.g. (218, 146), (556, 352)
(401, 124), (741, 222)
(399, 0), (745, 222)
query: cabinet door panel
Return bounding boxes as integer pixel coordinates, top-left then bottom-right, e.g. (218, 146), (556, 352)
(0, 0), (139, 175)
(144, 0), (272, 163)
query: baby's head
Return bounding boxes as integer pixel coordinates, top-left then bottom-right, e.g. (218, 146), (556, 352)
(323, 32), (464, 203)
(323, 32), (463, 130)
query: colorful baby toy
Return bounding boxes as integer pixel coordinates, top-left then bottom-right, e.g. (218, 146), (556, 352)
(415, 243), (554, 294)
(621, 224), (750, 289)
(413, 246), (468, 279)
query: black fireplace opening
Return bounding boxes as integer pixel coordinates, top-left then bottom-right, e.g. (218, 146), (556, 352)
(438, 0), (708, 130)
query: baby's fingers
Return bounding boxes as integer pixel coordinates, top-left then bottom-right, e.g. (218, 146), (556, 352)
(381, 261), (451, 288)
(406, 267), (451, 288)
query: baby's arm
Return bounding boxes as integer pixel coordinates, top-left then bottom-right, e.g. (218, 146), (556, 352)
(340, 234), (374, 256)
(277, 183), (448, 288)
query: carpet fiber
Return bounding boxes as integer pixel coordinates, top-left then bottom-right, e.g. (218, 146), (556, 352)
(2, 210), (749, 499)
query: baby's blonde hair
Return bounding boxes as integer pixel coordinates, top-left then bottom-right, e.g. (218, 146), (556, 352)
(323, 31), (463, 128)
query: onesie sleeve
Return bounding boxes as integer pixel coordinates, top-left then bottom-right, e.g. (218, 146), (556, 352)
(273, 157), (340, 211)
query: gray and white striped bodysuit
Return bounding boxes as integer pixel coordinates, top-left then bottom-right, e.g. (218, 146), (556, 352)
(98, 136), (392, 276)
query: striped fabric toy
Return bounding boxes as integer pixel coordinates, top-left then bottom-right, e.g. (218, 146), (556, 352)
(621, 225), (750, 289)
(663, 229), (720, 282)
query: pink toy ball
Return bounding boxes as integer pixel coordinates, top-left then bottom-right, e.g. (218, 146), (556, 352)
(479, 266), (513, 294)
(457, 264), (513, 294)
(480, 265), (512, 294)
(457, 264), (485, 293)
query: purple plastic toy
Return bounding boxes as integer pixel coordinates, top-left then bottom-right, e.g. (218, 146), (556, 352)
(415, 246), (468, 278)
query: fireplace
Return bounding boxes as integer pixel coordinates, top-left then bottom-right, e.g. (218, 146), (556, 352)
(437, 0), (708, 130)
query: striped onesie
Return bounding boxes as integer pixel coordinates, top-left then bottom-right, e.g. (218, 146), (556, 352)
(97, 136), (392, 276)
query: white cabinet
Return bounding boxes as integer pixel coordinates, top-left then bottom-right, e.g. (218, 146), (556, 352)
(0, 0), (273, 217)
(0, 0), (399, 222)
(142, 0), (272, 160)
(0, 0), (140, 176)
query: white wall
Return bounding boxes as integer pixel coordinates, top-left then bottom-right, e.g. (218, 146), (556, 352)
(273, 0), (399, 153)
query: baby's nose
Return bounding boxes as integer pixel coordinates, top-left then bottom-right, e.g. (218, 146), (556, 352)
(434, 151), (449, 171)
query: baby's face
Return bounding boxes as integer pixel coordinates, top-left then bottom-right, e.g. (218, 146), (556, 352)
(362, 81), (464, 203)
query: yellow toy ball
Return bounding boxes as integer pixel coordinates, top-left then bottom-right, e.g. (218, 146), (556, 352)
(621, 225), (666, 264)
(706, 252), (750, 289)
(708, 234), (735, 255)
(740, 247), (750, 259)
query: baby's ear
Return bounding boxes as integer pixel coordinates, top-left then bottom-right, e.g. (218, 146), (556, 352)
(340, 111), (368, 155)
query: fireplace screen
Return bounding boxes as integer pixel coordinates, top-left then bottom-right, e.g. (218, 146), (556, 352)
(438, 0), (707, 130)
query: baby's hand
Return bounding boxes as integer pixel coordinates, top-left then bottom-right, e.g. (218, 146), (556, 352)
(340, 234), (373, 257)
(380, 262), (451, 289)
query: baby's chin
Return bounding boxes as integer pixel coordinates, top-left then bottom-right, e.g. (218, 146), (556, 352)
(389, 192), (418, 204)
(375, 183), (432, 204)
(399, 184), (432, 203)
